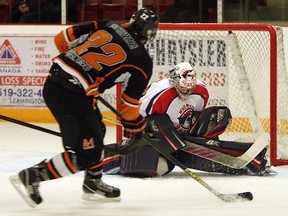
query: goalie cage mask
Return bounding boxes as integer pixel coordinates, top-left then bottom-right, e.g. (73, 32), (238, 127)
(169, 62), (197, 100)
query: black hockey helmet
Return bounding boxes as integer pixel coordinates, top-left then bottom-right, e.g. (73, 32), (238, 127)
(128, 8), (159, 42)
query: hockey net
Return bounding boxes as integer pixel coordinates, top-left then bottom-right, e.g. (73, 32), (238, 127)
(116, 23), (288, 166)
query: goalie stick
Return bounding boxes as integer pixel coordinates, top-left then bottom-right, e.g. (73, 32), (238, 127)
(182, 133), (269, 169)
(98, 96), (253, 202)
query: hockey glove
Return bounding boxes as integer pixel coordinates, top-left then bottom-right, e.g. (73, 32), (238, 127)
(121, 115), (146, 140)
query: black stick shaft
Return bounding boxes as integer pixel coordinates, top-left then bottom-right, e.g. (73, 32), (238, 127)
(98, 96), (122, 118)
(0, 96), (114, 137)
(0, 114), (61, 137)
(0, 113), (140, 155)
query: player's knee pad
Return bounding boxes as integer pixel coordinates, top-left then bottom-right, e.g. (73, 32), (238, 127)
(120, 143), (175, 177)
(76, 149), (104, 170)
(190, 106), (232, 139)
(71, 135), (104, 170)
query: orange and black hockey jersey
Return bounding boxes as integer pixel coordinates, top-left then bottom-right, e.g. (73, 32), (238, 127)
(52, 19), (153, 120)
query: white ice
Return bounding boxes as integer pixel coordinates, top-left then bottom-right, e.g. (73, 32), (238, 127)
(0, 122), (288, 216)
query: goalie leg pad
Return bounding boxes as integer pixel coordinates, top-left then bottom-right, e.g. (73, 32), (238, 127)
(103, 141), (175, 177)
(120, 144), (160, 177)
(177, 146), (269, 175)
(176, 150), (249, 175)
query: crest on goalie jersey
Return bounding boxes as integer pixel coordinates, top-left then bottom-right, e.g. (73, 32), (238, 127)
(177, 106), (194, 134)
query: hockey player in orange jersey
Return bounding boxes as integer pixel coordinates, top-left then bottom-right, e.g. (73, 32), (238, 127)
(10, 8), (159, 207)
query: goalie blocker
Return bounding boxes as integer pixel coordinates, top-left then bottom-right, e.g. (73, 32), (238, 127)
(103, 107), (269, 177)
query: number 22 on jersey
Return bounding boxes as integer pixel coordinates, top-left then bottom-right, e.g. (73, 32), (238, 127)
(74, 30), (127, 71)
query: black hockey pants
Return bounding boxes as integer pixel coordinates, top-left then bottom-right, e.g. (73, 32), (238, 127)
(43, 76), (104, 170)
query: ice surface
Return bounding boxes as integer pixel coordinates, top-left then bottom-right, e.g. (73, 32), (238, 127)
(0, 122), (288, 216)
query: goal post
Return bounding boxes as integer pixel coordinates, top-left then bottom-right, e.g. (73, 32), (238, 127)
(116, 23), (288, 166)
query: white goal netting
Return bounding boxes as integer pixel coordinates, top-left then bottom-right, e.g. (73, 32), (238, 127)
(143, 23), (288, 165)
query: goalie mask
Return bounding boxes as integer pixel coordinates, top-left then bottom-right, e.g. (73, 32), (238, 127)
(128, 7), (159, 43)
(169, 62), (197, 100)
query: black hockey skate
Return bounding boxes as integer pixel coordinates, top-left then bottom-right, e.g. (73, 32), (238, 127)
(10, 167), (42, 207)
(82, 176), (121, 202)
(245, 147), (276, 176)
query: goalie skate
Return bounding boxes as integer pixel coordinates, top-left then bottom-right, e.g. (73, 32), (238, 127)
(246, 166), (278, 176)
(262, 167), (278, 176)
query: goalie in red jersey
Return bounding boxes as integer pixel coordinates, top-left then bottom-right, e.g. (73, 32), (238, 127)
(103, 62), (271, 177)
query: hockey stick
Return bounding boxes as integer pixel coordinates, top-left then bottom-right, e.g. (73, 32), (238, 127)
(104, 138), (147, 155)
(98, 96), (253, 202)
(102, 115), (268, 169)
(142, 134), (253, 202)
(0, 114), (61, 137)
(0, 114), (141, 155)
(102, 116), (121, 125)
(0, 114), (120, 136)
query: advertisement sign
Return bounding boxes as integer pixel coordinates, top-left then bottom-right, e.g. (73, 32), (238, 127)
(0, 34), (229, 110)
(0, 37), (57, 108)
(147, 35), (228, 107)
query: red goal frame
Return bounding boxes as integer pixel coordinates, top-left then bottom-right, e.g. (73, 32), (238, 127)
(115, 23), (288, 167)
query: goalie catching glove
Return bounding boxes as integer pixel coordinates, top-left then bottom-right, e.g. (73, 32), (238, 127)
(121, 115), (146, 140)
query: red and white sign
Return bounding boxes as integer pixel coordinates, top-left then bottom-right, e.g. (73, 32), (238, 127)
(0, 37), (57, 107)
